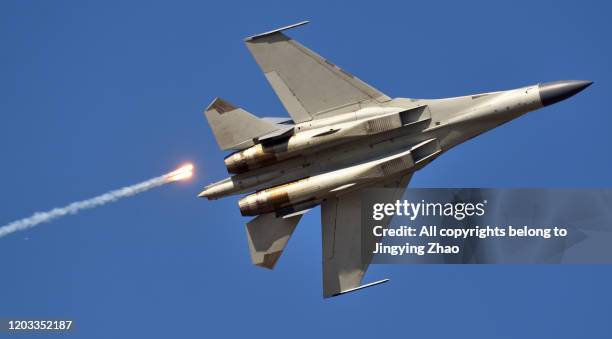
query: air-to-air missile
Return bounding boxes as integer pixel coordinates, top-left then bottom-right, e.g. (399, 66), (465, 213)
(198, 21), (593, 298)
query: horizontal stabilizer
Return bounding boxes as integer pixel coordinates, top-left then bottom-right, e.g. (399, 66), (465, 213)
(245, 212), (302, 269)
(204, 97), (279, 151)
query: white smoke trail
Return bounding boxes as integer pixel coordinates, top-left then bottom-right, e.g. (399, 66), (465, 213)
(0, 164), (193, 239)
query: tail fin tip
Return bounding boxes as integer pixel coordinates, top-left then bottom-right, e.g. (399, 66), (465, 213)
(207, 97), (236, 114)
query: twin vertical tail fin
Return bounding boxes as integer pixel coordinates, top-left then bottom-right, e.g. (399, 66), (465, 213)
(205, 98), (302, 268)
(204, 97), (280, 151)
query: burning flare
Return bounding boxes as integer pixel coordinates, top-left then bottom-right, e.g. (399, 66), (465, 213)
(165, 163), (194, 182)
(0, 163), (195, 239)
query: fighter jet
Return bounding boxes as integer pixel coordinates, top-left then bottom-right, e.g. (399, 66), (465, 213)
(198, 21), (592, 298)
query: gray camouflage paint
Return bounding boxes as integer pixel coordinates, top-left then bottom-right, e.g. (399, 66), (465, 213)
(198, 21), (592, 298)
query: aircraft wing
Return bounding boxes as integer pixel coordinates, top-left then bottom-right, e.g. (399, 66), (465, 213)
(245, 21), (391, 124)
(320, 173), (412, 298)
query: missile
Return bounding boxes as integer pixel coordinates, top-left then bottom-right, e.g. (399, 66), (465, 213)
(238, 147), (417, 216)
(224, 106), (428, 174)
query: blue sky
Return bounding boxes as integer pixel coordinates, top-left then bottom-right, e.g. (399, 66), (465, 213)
(1, 0), (610, 338)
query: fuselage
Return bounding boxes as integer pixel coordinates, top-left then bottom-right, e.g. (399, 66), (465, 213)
(199, 80), (592, 216)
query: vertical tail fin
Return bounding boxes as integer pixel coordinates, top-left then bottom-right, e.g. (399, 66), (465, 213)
(204, 97), (279, 151)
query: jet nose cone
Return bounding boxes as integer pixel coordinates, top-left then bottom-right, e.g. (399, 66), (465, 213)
(538, 80), (593, 106)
